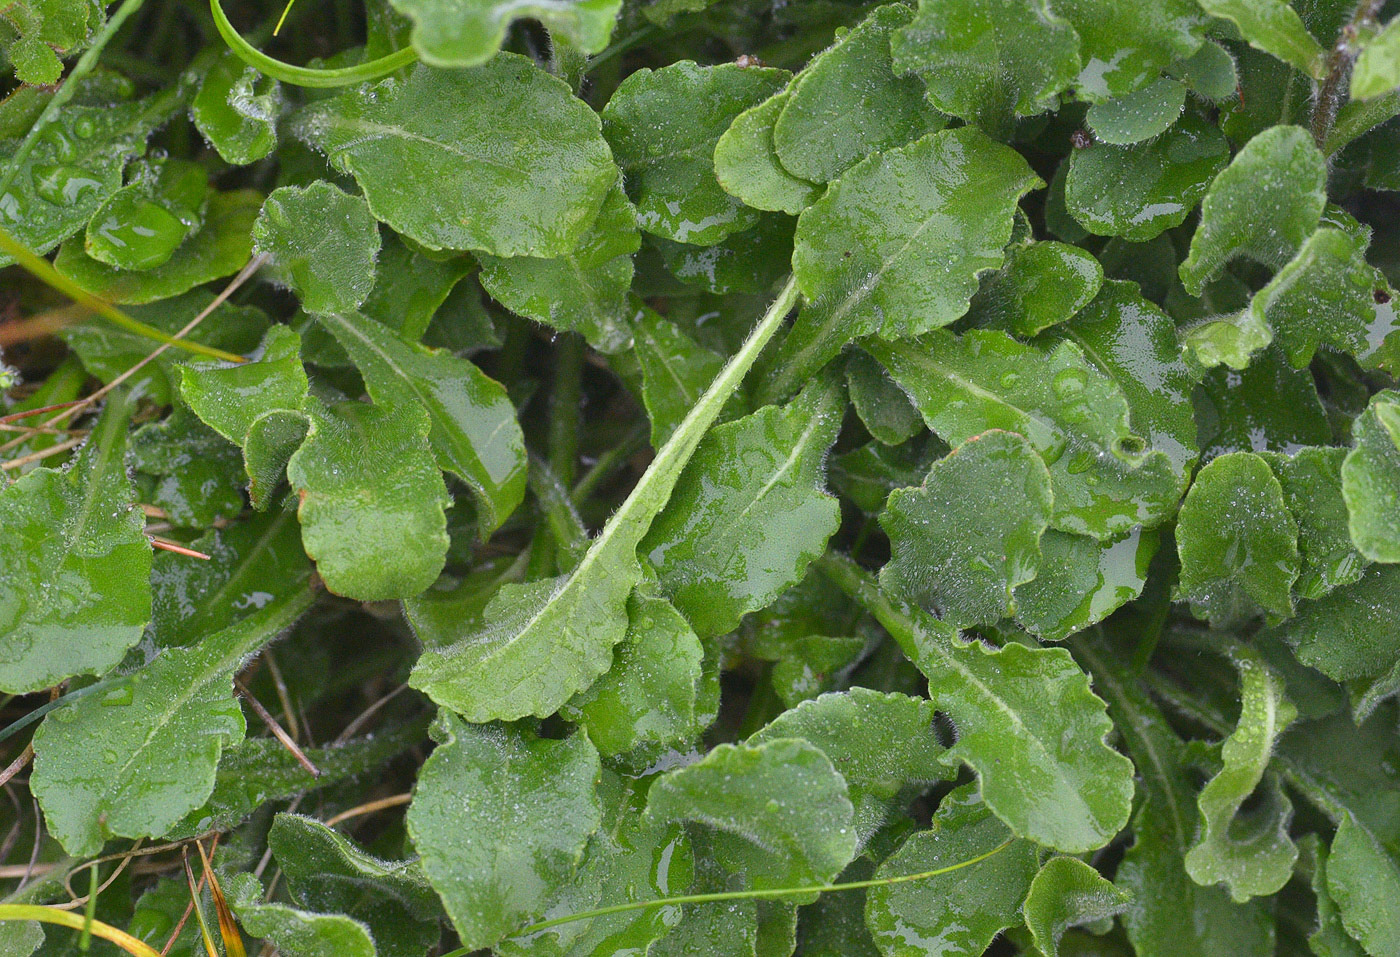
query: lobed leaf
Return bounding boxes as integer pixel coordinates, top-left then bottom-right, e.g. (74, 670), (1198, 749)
(1022, 856), (1132, 957)
(386, 0), (620, 68)
(252, 182), (381, 316)
(1341, 391), (1400, 563)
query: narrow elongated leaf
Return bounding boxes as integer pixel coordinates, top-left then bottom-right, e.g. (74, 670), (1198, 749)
(768, 127), (1040, 398)
(408, 281), (799, 721)
(1180, 125), (1327, 295)
(252, 182), (381, 315)
(602, 61), (789, 245)
(642, 374), (843, 636)
(294, 59), (616, 257)
(644, 737), (858, 891)
(407, 713), (602, 952)
(1341, 391), (1400, 563)
(870, 329), (1178, 540)
(1175, 452), (1299, 625)
(1196, 0), (1325, 77)
(714, 90), (821, 216)
(881, 430), (1053, 627)
(1022, 857), (1132, 957)
(316, 310), (526, 533)
(0, 391), (151, 694)
(775, 4), (944, 182)
(30, 587), (313, 855)
(387, 0), (619, 67)
(864, 784), (1040, 957)
(1185, 646), (1298, 901)
(751, 689), (953, 846)
(891, 0), (1081, 134)
(822, 554), (1134, 852)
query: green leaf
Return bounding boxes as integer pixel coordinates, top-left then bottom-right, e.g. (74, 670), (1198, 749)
(0, 391), (151, 694)
(562, 581), (705, 757)
(1342, 391), (1400, 564)
(228, 873), (376, 957)
(775, 4), (944, 182)
(644, 737), (858, 891)
(84, 158), (208, 271)
(130, 405), (244, 528)
(1273, 563), (1400, 681)
(750, 689), (954, 846)
(1352, 17), (1400, 100)
(406, 713), (602, 952)
(30, 585), (313, 855)
(1196, 0), (1325, 78)
(1022, 857), (1132, 957)
(190, 49), (281, 166)
(1262, 447), (1367, 601)
(294, 58), (616, 257)
(642, 373), (844, 637)
(1053, 0), (1207, 100)
(845, 351), (923, 446)
(407, 279), (800, 722)
(54, 189), (262, 304)
(1175, 451), (1299, 625)
(253, 182), (381, 315)
(496, 771), (693, 957)
(316, 310), (527, 534)
(1185, 646), (1298, 901)
(1, 0), (96, 84)
(714, 90), (821, 216)
(869, 329), (1179, 540)
(386, 0), (619, 67)
(1179, 125), (1327, 295)
(822, 554), (1135, 852)
(1193, 348), (1331, 460)
(1170, 39), (1240, 101)
(1065, 111), (1230, 241)
(769, 127), (1041, 398)
(361, 236), (472, 339)
(1327, 814), (1400, 956)
(632, 307), (726, 448)
(881, 430), (1053, 628)
(602, 61), (789, 245)
(286, 400), (450, 600)
(1086, 77), (1189, 144)
(891, 0), (1081, 135)
(967, 240), (1104, 337)
(477, 180), (638, 354)
(1014, 527), (1157, 641)
(864, 784), (1040, 957)
(652, 214), (794, 296)
(1308, 835), (1369, 957)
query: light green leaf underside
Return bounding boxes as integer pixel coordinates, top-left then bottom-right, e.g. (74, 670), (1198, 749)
(1022, 856), (1132, 957)
(714, 90), (821, 216)
(387, 0), (620, 68)
(1341, 391), (1400, 564)
(1352, 16), (1400, 100)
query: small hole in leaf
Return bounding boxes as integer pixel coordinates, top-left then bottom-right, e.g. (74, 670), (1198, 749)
(1071, 129), (1094, 149)
(1376, 288), (1392, 305)
(1115, 436), (1147, 456)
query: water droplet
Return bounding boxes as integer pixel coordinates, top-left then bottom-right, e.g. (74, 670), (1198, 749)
(32, 165), (104, 207)
(72, 116), (97, 139)
(1052, 367), (1090, 400)
(1066, 450), (1095, 474)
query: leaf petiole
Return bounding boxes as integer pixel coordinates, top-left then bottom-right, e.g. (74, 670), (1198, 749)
(0, 905), (160, 957)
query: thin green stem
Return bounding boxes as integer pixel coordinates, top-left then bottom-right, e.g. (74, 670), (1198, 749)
(209, 0), (418, 87)
(0, 677), (128, 746)
(570, 423), (647, 506)
(584, 24), (661, 75)
(0, 230), (245, 364)
(437, 838), (1013, 955)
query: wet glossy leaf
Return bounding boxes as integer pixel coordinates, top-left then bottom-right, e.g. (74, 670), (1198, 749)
(775, 4), (944, 181)
(84, 158), (208, 271)
(1014, 528), (1156, 641)
(30, 586), (313, 855)
(1352, 17), (1400, 100)
(643, 374), (843, 637)
(714, 90), (821, 216)
(968, 240), (1103, 337)
(1180, 125), (1327, 295)
(1308, 835), (1368, 957)
(387, 0), (619, 67)
(1170, 39), (1240, 101)
(845, 351), (922, 446)
(770, 127), (1040, 397)
(316, 310), (526, 534)
(1262, 448), (1368, 601)
(864, 784), (1040, 957)
(286, 400), (449, 600)
(750, 689), (953, 846)
(130, 404), (244, 528)
(1053, 0), (1207, 100)
(891, 0), (1080, 135)
(253, 182), (381, 315)
(1192, 349), (1331, 460)
(1341, 391), (1400, 563)
(1274, 562), (1400, 681)
(1175, 452), (1299, 625)
(652, 214), (794, 296)
(54, 189), (262, 304)
(881, 430), (1053, 628)
(1065, 111), (1230, 241)
(407, 713), (602, 952)
(1086, 77), (1188, 144)
(361, 235), (472, 339)
(645, 737), (857, 891)
(0, 391), (149, 694)
(870, 329), (1178, 540)
(1197, 0), (1325, 78)
(189, 49), (281, 165)
(229, 873), (376, 957)
(602, 61), (789, 245)
(1327, 814), (1400, 956)
(1185, 646), (1298, 901)
(295, 59), (616, 257)
(632, 307), (725, 447)
(1022, 857), (1132, 957)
